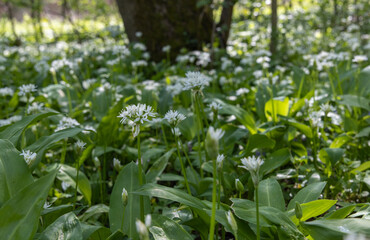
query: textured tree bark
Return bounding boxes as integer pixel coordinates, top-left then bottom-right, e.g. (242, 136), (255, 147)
(216, 0), (237, 48)
(115, 0), (214, 61)
(270, 0), (278, 57)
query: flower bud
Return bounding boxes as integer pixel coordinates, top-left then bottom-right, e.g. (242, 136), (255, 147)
(93, 157), (100, 168)
(113, 158), (122, 172)
(136, 219), (149, 240)
(295, 202), (303, 220)
(235, 178), (244, 192)
(205, 127), (224, 160)
(226, 210), (238, 234)
(122, 188), (128, 206)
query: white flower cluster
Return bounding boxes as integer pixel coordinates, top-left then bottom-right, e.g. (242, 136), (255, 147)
(0, 115), (22, 127)
(182, 71), (211, 91)
(20, 149), (37, 165)
(19, 84), (37, 96)
(75, 140), (86, 150)
(117, 104), (156, 138)
(240, 155), (264, 186)
(164, 110), (186, 126)
(27, 102), (44, 114)
(0, 87), (14, 97)
(209, 102), (222, 111)
(55, 117), (80, 132)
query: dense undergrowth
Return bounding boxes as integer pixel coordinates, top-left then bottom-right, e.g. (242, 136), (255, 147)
(0, 2), (369, 240)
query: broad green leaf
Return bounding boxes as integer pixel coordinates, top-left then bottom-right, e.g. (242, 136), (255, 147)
(325, 205), (356, 219)
(351, 161), (370, 173)
(149, 214), (193, 240)
(258, 178), (285, 211)
(220, 102), (256, 134)
(146, 148), (176, 183)
(261, 148), (291, 175)
(245, 134), (275, 154)
(80, 204), (109, 222)
(37, 212), (82, 240)
(231, 199), (300, 236)
(0, 111), (58, 145)
(319, 148), (345, 165)
(41, 204), (73, 229)
(0, 139), (33, 206)
(303, 219), (370, 240)
(265, 97), (289, 122)
(27, 128), (83, 169)
(287, 199), (337, 225)
(56, 164), (92, 205)
(287, 182), (327, 210)
(338, 95), (370, 111)
(286, 120), (313, 138)
(0, 169), (57, 240)
(135, 183), (208, 210)
(330, 135), (351, 148)
(109, 162), (150, 240)
(81, 223), (111, 240)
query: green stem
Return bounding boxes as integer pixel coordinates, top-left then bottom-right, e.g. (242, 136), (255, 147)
(194, 92), (204, 177)
(175, 134), (192, 195)
(99, 165), (104, 204)
(181, 140), (195, 172)
(121, 206), (125, 232)
(161, 124), (169, 149)
(209, 157), (218, 240)
(74, 155), (80, 209)
(256, 185), (260, 240)
(137, 134), (144, 222)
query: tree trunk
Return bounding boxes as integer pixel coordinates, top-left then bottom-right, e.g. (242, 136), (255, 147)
(270, 0), (278, 57)
(115, 0), (213, 61)
(216, 0), (237, 48)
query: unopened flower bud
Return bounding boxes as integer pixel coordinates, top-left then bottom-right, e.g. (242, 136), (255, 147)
(122, 188), (128, 206)
(136, 219), (149, 240)
(93, 157), (100, 168)
(235, 178), (244, 192)
(205, 126), (224, 160)
(295, 202), (303, 220)
(113, 158), (122, 172)
(226, 210), (238, 234)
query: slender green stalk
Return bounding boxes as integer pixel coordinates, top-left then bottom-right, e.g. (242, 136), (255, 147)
(137, 134), (144, 221)
(120, 207), (125, 232)
(98, 164), (104, 204)
(193, 93), (204, 177)
(209, 157), (218, 240)
(175, 134), (192, 195)
(256, 185), (260, 240)
(161, 124), (169, 149)
(74, 156), (80, 209)
(181, 141), (195, 172)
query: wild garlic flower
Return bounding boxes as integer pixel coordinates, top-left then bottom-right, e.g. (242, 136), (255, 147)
(240, 155), (264, 186)
(145, 214), (152, 227)
(162, 45), (171, 52)
(135, 219), (149, 240)
(309, 111), (325, 128)
(209, 102), (222, 111)
(117, 104), (156, 138)
(182, 71), (211, 91)
(55, 117), (80, 132)
(352, 55), (368, 63)
(0, 87), (14, 97)
(171, 127), (181, 137)
(217, 154), (225, 164)
(320, 103), (335, 113)
(18, 84), (37, 96)
(27, 102), (44, 114)
(20, 150), (37, 165)
(164, 110), (186, 126)
(75, 140), (86, 150)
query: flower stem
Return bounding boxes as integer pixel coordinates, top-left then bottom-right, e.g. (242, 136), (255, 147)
(161, 123), (169, 149)
(74, 156), (80, 209)
(209, 157), (218, 240)
(256, 185), (260, 240)
(193, 92), (204, 177)
(137, 134), (144, 222)
(121, 206), (125, 232)
(175, 134), (191, 195)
